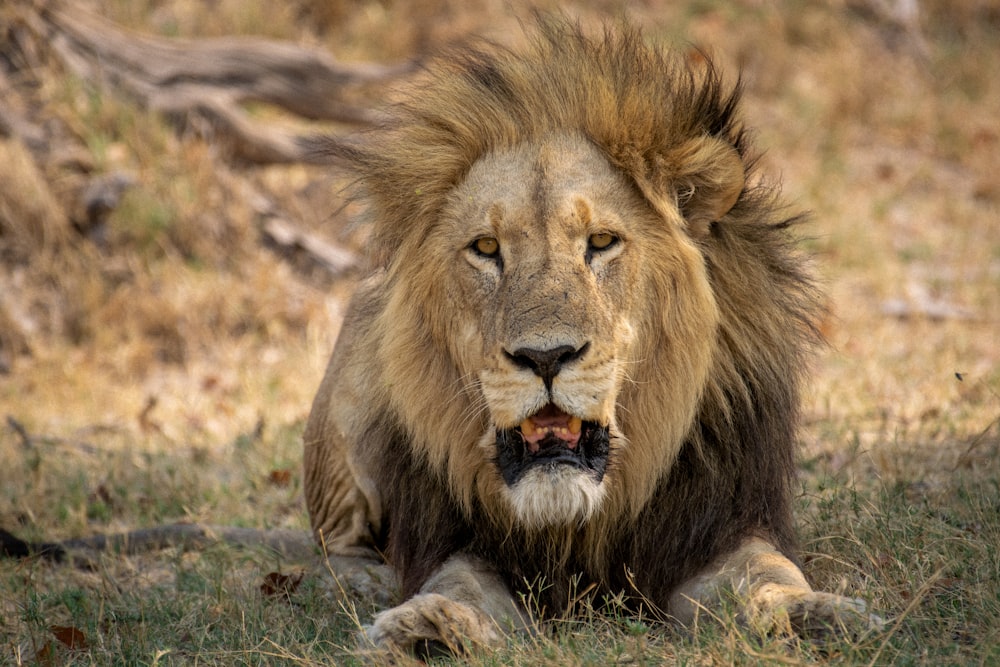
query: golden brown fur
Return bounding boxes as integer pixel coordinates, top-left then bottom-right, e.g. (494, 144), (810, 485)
(304, 18), (880, 654)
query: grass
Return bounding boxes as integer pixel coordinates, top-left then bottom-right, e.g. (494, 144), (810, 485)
(6, 466), (998, 665)
(5, 422), (997, 665)
(6, 550), (361, 664)
(2, 0), (999, 664)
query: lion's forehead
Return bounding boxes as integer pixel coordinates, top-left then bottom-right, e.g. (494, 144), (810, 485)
(449, 133), (645, 243)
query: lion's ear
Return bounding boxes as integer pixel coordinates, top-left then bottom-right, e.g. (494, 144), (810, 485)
(675, 137), (745, 233)
(635, 137), (745, 236)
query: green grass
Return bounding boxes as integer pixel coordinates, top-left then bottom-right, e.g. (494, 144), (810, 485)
(5, 550), (360, 665)
(3, 420), (998, 664)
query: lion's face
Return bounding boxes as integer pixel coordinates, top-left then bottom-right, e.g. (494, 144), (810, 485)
(394, 133), (719, 528)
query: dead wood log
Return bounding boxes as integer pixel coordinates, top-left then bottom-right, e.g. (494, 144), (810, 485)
(0, 524), (318, 565)
(261, 217), (360, 279)
(5, 1), (378, 279)
(20, 1), (413, 164)
(1, 523), (398, 604)
(221, 170), (360, 280)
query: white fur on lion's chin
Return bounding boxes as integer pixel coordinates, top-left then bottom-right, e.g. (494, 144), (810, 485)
(505, 466), (605, 528)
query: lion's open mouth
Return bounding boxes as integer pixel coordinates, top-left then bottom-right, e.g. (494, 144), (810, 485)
(495, 403), (609, 486)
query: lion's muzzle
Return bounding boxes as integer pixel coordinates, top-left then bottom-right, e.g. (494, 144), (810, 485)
(495, 403), (609, 486)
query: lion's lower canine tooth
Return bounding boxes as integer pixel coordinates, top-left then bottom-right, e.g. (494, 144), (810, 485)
(569, 417), (582, 434)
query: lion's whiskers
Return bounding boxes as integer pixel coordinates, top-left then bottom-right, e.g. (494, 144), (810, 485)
(449, 371), (492, 431)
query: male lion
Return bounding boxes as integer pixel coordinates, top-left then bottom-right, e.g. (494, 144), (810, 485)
(304, 18), (879, 654)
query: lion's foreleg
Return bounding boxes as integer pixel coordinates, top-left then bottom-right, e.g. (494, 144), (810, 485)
(364, 552), (529, 655)
(669, 538), (883, 638)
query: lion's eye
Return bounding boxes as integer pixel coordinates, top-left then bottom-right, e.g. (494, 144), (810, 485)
(588, 232), (618, 252)
(472, 237), (500, 258)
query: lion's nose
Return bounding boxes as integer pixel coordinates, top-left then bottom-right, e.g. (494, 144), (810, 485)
(505, 343), (589, 390)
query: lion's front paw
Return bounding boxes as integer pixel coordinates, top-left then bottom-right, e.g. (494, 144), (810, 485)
(751, 586), (885, 640)
(362, 593), (501, 656)
(790, 591), (885, 639)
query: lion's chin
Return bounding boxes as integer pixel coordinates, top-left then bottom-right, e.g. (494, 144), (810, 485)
(504, 466), (607, 528)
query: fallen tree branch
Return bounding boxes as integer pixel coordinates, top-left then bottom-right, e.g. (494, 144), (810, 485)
(20, 1), (413, 164)
(5, 0), (370, 281)
(1, 523), (398, 604)
(221, 170), (361, 280)
(262, 217), (360, 279)
(0, 523), (318, 565)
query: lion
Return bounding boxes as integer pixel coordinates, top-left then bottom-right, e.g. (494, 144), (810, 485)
(304, 18), (881, 655)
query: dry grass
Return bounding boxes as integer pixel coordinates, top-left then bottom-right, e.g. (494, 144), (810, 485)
(1, 0), (998, 664)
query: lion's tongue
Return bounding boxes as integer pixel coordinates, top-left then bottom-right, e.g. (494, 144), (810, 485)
(519, 404), (583, 452)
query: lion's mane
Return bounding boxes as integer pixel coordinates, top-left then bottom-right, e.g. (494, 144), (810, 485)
(310, 18), (821, 613)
